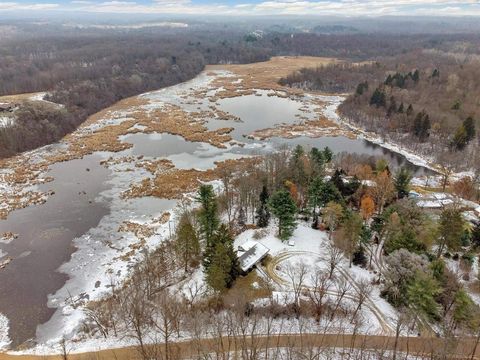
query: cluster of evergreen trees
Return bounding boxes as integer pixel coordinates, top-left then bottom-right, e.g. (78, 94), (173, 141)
(384, 70), (419, 88)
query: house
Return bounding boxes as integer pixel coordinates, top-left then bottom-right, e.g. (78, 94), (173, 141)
(237, 240), (270, 273)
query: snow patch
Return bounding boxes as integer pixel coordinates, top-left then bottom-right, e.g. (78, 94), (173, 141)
(0, 313), (11, 350)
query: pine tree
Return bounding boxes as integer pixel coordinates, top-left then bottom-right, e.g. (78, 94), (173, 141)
(355, 81), (368, 96)
(323, 146), (333, 163)
(342, 210), (363, 267)
(412, 69), (420, 83)
(437, 207), (465, 256)
(268, 189), (297, 241)
(370, 87), (386, 107)
(196, 184), (219, 262)
(451, 125), (469, 150)
(175, 213), (200, 272)
(413, 113), (422, 137)
(407, 272), (441, 321)
(394, 167), (412, 199)
(406, 104), (414, 116)
(387, 96), (397, 117)
(453, 289), (475, 329)
(463, 116), (476, 142)
(397, 102), (404, 113)
(431, 68), (440, 78)
(309, 147), (325, 177)
(256, 185), (270, 228)
(413, 111), (430, 141)
(289, 145), (307, 187)
(384, 74), (393, 85)
(204, 224), (240, 291)
(392, 73), (406, 88)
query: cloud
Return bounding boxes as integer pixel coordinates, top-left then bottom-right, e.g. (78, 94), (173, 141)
(0, 2), (59, 10)
(8, 0), (480, 16)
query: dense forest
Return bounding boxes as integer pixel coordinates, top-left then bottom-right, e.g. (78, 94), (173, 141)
(0, 32), (270, 157)
(280, 50), (480, 170)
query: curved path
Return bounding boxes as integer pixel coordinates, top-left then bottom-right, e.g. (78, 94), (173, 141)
(264, 250), (395, 334)
(1, 333), (479, 360)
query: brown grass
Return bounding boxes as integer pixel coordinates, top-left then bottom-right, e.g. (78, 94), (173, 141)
(249, 117), (356, 140)
(123, 157), (258, 200)
(206, 56), (339, 100)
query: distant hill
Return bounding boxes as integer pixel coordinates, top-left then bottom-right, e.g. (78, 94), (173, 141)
(312, 25), (359, 34)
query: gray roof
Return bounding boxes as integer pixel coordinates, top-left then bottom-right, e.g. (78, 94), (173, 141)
(237, 240), (270, 272)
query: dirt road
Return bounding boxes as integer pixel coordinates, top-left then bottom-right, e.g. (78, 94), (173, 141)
(1, 333), (478, 360)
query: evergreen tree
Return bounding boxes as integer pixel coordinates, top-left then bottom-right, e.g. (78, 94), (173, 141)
(451, 125), (469, 150)
(413, 112), (423, 137)
(413, 111), (430, 141)
(205, 244), (230, 291)
(268, 189), (297, 241)
(394, 167), (412, 199)
(471, 222), (480, 248)
(407, 272), (441, 321)
(406, 104), (414, 116)
(384, 74), (393, 85)
(453, 289), (475, 329)
(342, 210), (363, 267)
(175, 213), (200, 272)
(397, 102), (404, 113)
(438, 207), (464, 256)
(355, 81), (368, 96)
(387, 96), (397, 117)
(289, 145), (307, 187)
(392, 72), (406, 88)
(385, 225), (425, 254)
(422, 114), (431, 139)
(323, 146), (333, 163)
(370, 87), (386, 107)
(204, 224), (240, 291)
(463, 116), (476, 142)
(412, 69), (420, 83)
(255, 185), (270, 228)
(196, 184), (219, 257)
(431, 68), (440, 78)
(331, 169), (345, 195)
(309, 147), (325, 177)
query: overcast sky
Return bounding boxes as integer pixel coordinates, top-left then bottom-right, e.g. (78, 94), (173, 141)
(2, 0), (480, 16)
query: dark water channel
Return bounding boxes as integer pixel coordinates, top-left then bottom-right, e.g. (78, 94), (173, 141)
(0, 155), (109, 347)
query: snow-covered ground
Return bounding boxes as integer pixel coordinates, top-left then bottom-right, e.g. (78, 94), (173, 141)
(0, 314), (10, 350)
(0, 116), (13, 127)
(236, 222), (399, 335)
